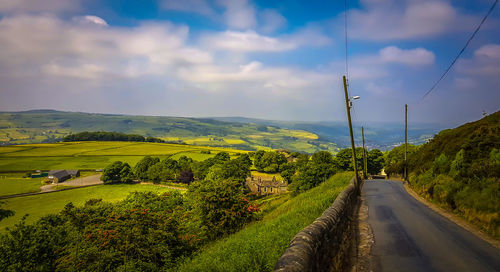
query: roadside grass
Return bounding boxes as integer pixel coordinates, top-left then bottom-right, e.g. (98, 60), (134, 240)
(0, 184), (175, 232)
(0, 174), (42, 196)
(173, 172), (353, 272)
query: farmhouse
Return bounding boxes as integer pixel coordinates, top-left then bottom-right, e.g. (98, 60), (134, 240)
(246, 175), (288, 195)
(48, 170), (80, 183)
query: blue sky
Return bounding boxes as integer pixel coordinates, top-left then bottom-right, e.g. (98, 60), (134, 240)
(0, 0), (499, 125)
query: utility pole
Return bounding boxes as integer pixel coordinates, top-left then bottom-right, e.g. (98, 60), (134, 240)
(362, 126), (367, 179)
(404, 104), (408, 181)
(343, 75), (359, 192)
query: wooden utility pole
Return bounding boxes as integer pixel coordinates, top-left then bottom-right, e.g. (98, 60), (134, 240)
(362, 126), (367, 179)
(343, 75), (359, 192)
(404, 104), (408, 181)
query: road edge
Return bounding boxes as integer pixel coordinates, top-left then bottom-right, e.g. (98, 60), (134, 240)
(402, 180), (500, 250)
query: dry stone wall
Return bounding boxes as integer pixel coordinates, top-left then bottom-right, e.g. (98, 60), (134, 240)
(274, 177), (360, 272)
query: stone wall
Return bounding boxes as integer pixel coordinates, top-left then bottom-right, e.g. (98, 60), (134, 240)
(274, 177), (360, 272)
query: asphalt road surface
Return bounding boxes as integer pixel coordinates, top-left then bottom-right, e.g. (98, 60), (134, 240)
(363, 179), (500, 272)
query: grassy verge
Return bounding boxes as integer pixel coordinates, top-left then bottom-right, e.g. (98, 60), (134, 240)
(0, 184), (175, 231)
(173, 172), (353, 272)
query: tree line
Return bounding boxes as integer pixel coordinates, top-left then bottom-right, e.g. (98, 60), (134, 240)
(63, 131), (165, 143)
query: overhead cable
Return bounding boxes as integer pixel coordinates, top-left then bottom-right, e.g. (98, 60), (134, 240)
(420, 0), (498, 101)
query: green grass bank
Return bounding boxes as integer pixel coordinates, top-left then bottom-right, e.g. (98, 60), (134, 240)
(173, 172), (353, 272)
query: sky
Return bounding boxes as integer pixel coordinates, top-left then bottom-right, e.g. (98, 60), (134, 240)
(0, 0), (499, 125)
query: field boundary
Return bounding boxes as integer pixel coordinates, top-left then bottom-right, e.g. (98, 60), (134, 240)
(274, 176), (360, 272)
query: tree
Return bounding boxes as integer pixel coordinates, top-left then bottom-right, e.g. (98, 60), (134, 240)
(279, 162), (296, 182)
(188, 179), (257, 239)
(178, 156), (194, 171)
(367, 149), (384, 175)
(384, 144), (418, 176)
(213, 152), (230, 163)
(0, 202), (14, 222)
(291, 151), (337, 194)
(335, 148), (363, 171)
(205, 158), (251, 184)
(432, 153), (450, 175)
(101, 161), (135, 183)
(449, 149), (466, 178)
(134, 156), (160, 180)
(177, 169), (194, 184)
(254, 151), (287, 172)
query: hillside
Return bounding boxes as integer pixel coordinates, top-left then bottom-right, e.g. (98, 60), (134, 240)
(406, 110), (500, 238)
(409, 110), (500, 173)
(0, 110), (337, 153)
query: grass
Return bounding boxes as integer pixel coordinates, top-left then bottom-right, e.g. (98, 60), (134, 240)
(0, 183), (175, 232)
(0, 174), (43, 196)
(173, 172), (353, 272)
(0, 141), (247, 171)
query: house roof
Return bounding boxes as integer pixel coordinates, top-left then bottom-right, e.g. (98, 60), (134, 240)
(49, 170), (69, 179)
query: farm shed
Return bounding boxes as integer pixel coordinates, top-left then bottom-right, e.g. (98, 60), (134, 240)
(48, 170), (80, 183)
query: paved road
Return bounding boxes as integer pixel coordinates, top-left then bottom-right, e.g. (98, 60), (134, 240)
(363, 179), (500, 272)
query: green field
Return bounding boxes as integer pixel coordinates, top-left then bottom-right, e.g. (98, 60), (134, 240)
(0, 141), (246, 171)
(174, 172), (353, 271)
(0, 110), (338, 153)
(0, 183), (175, 231)
(0, 173), (43, 196)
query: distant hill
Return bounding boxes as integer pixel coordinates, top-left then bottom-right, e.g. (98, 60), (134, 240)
(0, 110), (338, 153)
(213, 117), (441, 150)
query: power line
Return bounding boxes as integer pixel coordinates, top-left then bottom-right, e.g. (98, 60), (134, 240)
(420, 0), (498, 101)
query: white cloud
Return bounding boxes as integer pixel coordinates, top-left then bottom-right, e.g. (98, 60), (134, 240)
(474, 44), (500, 60)
(0, 13), (334, 107)
(0, 15), (212, 80)
(160, 0), (215, 16)
(283, 25), (332, 47)
(177, 61), (334, 97)
(379, 46), (435, 66)
(0, 0), (80, 13)
(202, 26), (331, 53)
(259, 9), (287, 33)
(217, 0), (256, 29)
(202, 30), (296, 52)
(72, 15), (108, 27)
(457, 44), (500, 77)
(348, 0), (478, 41)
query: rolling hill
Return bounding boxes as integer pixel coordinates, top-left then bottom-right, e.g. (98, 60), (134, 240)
(0, 110), (338, 153)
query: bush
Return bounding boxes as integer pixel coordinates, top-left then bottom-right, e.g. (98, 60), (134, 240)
(188, 179), (257, 239)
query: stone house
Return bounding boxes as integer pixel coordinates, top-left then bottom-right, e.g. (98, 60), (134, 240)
(246, 175), (288, 195)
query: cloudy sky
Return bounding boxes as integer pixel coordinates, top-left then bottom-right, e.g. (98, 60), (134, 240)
(0, 0), (499, 125)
